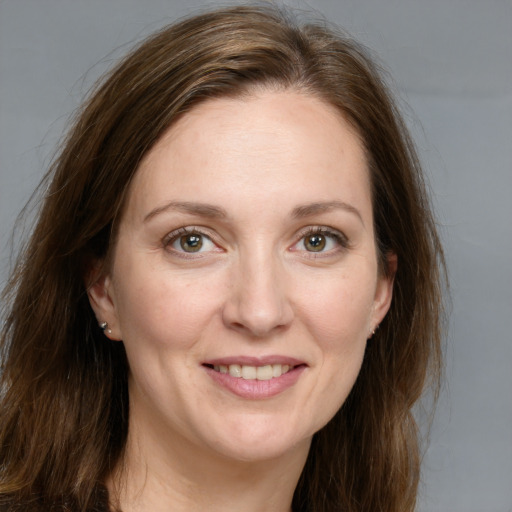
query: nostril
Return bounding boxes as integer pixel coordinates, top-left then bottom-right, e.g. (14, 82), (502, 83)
(221, 288), (294, 337)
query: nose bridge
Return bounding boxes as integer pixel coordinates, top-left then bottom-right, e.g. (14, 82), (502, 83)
(223, 240), (292, 337)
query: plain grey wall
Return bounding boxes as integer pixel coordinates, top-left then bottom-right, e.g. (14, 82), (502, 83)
(1, 1), (511, 510)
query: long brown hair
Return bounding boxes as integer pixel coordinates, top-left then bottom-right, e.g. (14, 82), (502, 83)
(0, 5), (445, 511)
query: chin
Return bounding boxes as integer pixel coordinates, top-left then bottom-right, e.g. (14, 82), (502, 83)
(196, 415), (315, 464)
(216, 435), (311, 464)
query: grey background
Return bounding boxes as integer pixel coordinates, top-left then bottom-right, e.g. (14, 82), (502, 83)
(1, 1), (511, 510)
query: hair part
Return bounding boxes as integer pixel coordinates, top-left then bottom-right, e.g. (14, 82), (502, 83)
(0, 5), (445, 511)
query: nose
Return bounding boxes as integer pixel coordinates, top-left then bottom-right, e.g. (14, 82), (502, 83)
(221, 251), (294, 338)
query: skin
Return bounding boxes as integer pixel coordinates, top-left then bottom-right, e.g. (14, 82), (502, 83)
(89, 90), (395, 512)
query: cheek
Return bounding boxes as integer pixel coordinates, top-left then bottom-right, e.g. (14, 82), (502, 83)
(294, 268), (375, 411)
(112, 264), (222, 353)
(297, 270), (376, 345)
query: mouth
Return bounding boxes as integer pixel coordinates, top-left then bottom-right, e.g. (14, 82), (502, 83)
(202, 356), (307, 399)
(203, 363), (297, 381)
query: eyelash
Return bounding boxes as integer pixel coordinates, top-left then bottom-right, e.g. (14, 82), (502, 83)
(162, 226), (219, 258)
(162, 225), (350, 258)
(293, 226), (350, 256)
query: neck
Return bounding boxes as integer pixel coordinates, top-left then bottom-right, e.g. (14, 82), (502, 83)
(107, 410), (310, 512)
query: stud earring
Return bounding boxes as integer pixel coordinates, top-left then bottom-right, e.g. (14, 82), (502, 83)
(99, 321), (112, 335)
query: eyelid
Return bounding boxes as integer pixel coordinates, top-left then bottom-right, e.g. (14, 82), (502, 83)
(291, 226), (351, 254)
(162, 226), (222, 257)
(162, 225), (349, 258)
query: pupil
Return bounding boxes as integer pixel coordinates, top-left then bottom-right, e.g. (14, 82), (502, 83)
(180, 234), (203, 252)
(306, 234), (325, 252)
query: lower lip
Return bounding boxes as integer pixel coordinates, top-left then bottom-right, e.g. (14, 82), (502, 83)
(203, 365), (306, 399)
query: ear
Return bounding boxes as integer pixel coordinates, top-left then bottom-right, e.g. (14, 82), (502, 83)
(370, 252), (397, 334)
(86, 263), (122, 341)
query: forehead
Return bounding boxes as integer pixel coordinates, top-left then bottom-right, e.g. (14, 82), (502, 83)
(124, 90), (371, 223)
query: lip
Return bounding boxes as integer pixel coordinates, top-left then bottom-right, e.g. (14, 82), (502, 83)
(202, 355), (307, 400)
(203, 355), (305, 367)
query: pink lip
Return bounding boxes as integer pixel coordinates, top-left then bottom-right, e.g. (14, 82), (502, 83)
(203, 355), (305, 367)
(202, 357), (307, 400)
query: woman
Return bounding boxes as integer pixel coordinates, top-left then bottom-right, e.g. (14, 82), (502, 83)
(0, 4), (445, 512)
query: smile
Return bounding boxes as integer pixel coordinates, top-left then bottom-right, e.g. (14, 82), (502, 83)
(211, 364), (293, 380)
(203, 358), (307, 399)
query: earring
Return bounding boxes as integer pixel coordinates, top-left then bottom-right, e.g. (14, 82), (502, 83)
(369, 324), (379, 339)
(99, 321), (112, 335)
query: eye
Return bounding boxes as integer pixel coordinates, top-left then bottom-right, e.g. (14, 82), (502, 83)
(303, 233), (329, 252)
(165, 228), (218, 255)
(292, 227), (348, 255)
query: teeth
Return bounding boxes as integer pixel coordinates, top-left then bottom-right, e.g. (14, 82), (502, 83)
(214, 363), (293, 380)
(256, 365), (273, 380)
(229, 364), (242, 378)
(242, 365), (257, 379)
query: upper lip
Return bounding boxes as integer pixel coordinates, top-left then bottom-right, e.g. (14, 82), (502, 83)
(202, 355), (306, 367)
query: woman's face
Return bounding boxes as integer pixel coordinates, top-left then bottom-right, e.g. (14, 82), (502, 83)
(90, 90), (394, 463)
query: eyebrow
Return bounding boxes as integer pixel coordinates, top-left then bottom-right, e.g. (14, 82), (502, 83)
(144, 201), (228, 222)
(143, 199), (364, 225)
(292, 201), (364, 225)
